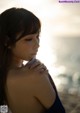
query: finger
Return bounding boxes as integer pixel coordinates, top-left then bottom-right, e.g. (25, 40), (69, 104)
(38, 63), (48, 72)
(26, 59), (39, 68)
(41, 63), (47, 69)
(39, 68), (49, 74)
(27, 59), (44, 69)
(28, 58), (37, 65)
(35, 64), (49, 73)
(28, 61), (41, 69)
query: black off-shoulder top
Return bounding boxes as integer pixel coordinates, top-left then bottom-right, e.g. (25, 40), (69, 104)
(45, 74), (66, 113)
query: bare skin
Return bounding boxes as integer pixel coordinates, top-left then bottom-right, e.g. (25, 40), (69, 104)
(5, 33), (56, 113)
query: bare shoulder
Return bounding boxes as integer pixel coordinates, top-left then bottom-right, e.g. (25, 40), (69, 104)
(6, 67), (56, 109)
(6, 66), (39, 87)
(5, 67), (39, 96)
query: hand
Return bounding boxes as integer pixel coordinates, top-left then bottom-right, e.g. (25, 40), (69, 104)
(26, 58), (49, 74)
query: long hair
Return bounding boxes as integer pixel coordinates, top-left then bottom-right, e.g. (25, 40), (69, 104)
(0, 7), (41, 105)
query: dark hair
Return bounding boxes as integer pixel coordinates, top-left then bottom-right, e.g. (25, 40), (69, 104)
(0, 7), (41, 105)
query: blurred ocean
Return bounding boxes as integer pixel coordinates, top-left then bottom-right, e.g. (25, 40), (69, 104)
(50, 37), (80, 95)
(37, 37), (80, 95)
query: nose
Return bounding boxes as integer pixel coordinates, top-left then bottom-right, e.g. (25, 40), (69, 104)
(33, 37), (40, 48)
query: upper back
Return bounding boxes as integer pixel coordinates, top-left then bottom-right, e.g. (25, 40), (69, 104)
(5, 68), (41, 113)
(5, 67), (56, 113)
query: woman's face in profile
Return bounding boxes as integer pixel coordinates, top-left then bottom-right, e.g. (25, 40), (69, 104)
(11, 33), (40, 61)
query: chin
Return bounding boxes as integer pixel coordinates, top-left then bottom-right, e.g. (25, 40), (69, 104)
(29, 57), (35, 61)
(23, 54), (36, 61)
(25, 57), (35, 61)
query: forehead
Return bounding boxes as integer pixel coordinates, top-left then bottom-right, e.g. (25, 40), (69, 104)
(16, 28), (40, 41)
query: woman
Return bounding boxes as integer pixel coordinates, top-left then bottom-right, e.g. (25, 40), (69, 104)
(0, 7), (65, 113)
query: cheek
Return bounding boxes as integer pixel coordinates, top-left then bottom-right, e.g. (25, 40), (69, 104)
(11, 44), (31, 57)
(12, 47), (22, 57)
(21, 43), (33, 53)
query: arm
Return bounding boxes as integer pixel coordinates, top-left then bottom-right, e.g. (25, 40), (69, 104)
(34, 73), (56, 109)
(26, 59), (66, 112)
(33, 73), (65, 113)
(48, 74), (58, 94)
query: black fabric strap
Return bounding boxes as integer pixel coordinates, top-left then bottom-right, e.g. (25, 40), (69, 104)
(46, 74), (66, 113)
(46, 95), (66, 113)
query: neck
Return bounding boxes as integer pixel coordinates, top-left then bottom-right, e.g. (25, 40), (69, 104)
(9, 56), (23, 69)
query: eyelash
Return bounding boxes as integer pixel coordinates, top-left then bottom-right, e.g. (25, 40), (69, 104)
(25, 36), (39, 41)
(25, 39), (32, 41)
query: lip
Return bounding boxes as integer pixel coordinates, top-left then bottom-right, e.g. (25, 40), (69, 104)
(31, 49), (38, 54)
(31, 51), (38, 55)
(33, 50), (38, 53)
(31, 52), (37, 55)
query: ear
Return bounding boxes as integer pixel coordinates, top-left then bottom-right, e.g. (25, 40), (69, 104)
(4, 36), (11, 48)
(7, 46), (11, 49)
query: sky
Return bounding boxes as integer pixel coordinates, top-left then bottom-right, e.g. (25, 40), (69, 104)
(0, 0), (80, 38)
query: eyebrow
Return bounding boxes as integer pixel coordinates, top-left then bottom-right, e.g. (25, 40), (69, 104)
(23, 33), (39, 39)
